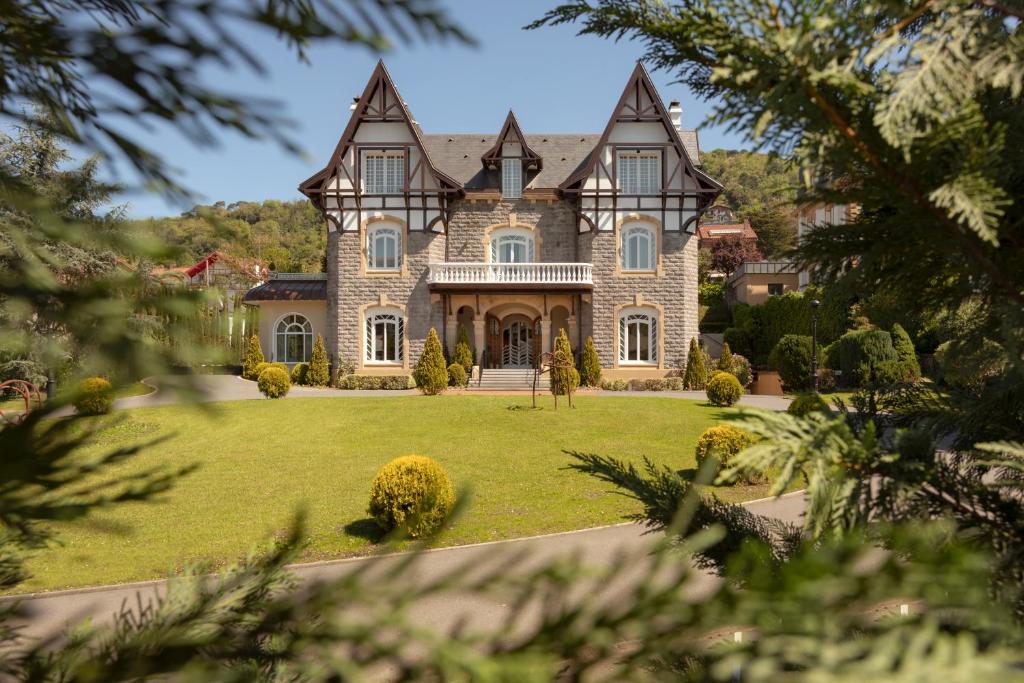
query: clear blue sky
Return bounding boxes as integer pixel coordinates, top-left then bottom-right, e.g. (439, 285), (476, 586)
(114, 0), (747, 218)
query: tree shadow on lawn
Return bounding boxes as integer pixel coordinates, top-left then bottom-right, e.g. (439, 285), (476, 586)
(343, 518), (387, 544)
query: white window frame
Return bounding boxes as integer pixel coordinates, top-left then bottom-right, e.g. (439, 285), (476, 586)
(363, 151), (404, 194)
(489, 228), (536, 263)
(618, 308), (658, 365)
(620, 223), (656, 272)
(366, 223), (402, 271)
(502, 158), (522, 199)
(364, 308), (405, 364)
(617, 152), (660, 195)
(274, 313), (313, 364)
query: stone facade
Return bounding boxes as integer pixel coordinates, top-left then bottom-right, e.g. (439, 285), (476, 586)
(325, 195), (699, 379)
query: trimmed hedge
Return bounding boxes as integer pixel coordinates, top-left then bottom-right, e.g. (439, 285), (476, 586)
(768, 335), (813, 391)
(336, 375), (414, 390)
(74, 377), (114, 415)
(706, 371), (742, 406)
(827, 328), (898, 387)
(694, 424), (757, 478)
(601, 379), (629, 391)
(447, 363), (468, 387)
(257, 367), (290, 398)
(722, 287), (849, 365)
(787, 393), (831, 417)
(891, 323), (921, 379)
(290, 362), (310, 385)
(368, 455), (455, 538)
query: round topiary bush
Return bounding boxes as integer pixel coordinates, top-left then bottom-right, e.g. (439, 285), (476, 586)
(368, 455), (455, 538)
(447, 363), (468, 387)
(694, 424), (757, 473)
(706, 371), (742, 407)
(290, 362), (310, 385)
(787, 393), (831, 417)
(74, 377), (114, 415)
(768, 334), (814, 391)
(252, 361), (270, 380)
(257, 366), (290, 398)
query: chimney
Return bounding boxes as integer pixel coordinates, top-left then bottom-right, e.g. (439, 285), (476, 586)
(349, 96), (359, 112)
(668, 100), (682, 130)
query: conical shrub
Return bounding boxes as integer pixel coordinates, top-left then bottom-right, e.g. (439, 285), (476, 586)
(683, 337), (709, 390)
(580, 336), (602, 387)
(453, 325), (474, 375)
(550, 328), (579, 396)
(241, 334), (264, 380)
(308, 334), (330, 386)
(414, 328), (449, 395)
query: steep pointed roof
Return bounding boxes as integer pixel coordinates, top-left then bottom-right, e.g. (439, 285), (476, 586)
(480, 110), (543, 170)
(299, 60), (460, 204)
(559, 61), (722, 193)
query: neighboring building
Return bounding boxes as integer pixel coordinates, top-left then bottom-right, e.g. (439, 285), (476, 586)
(244, 60), (722, 379)
(726, 261), (800, 305)
(697, 204), (758, 249)
(796, 203), (855, 289)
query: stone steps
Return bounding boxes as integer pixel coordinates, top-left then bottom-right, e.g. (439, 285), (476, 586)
(469, 368), (548, 391)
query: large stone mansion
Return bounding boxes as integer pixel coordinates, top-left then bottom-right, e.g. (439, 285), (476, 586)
(244, 60), (722, 380)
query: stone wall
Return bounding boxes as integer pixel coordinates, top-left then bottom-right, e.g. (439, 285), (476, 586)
(326, 227), (443, 373)
(445, 198), (579, 262)
(582, 227), (699, 376)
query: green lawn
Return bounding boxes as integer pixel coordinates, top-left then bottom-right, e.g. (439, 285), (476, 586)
(19, 394), (759, 593)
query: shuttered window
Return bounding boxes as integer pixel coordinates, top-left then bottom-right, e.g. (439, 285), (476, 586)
(617, 153), (660, 194)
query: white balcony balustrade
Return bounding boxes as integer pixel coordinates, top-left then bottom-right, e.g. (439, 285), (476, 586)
(428, 262), (593, 286)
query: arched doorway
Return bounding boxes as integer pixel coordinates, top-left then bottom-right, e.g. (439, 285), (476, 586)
(501, 315), (534, 368)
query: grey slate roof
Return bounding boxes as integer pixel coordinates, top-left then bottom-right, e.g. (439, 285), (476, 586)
(423, 130), (703, 190)
(422, 134), (600, 190)
(243, 279), (327, 302)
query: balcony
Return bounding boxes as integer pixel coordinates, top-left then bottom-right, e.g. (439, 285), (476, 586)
(427, 262), (593, 290)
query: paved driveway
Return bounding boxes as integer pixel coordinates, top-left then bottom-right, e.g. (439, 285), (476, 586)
(4, 492), (805, 642)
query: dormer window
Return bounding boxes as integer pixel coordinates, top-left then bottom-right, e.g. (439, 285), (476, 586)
(363, 151), (403, 194)
(618, 152), (660, 194)
(502, 158), (522, 199)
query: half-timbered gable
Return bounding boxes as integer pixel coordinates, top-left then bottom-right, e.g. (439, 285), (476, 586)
(561, 61), (722, 234)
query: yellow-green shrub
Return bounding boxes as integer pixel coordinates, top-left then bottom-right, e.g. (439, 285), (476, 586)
(694, 424), (757, 481)
(74, 377), (114, 415)
(447, 363), (468, 387)
(787, 393), (831, 417)
(257, 366), (290, 398)
(706, 371), (742, 407)
(290, 362), (310, 385)
(368, 455), (455, 538)
(241, 334), (264, 380)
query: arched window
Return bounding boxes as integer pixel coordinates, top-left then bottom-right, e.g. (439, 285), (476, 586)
(620, 223), (656, 271)
(367, 224), (402, 271)
(489, 228), (535, 263)
(618, 308), (658, 364)
(275, 314), (312, 363)
(365, 308), (404, 363)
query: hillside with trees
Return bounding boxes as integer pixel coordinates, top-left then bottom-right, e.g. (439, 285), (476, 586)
(134, 199), (326, 273)
(701, 149), (798, 257)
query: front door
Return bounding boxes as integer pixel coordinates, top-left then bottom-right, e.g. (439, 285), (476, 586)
(501, 319), (533, 368)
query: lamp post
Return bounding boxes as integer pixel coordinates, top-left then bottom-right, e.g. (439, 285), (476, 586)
(810, 299), (820, 393)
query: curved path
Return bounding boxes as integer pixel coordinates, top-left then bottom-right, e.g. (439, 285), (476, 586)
(115, 374), (793, 411)
(12, 376), (800, 641)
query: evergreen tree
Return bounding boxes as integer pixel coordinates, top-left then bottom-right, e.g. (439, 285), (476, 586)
(414, 328), (448, 395)
(891, 323), (921, 380)
(717, 342), (734, 373)
(579, 336), (602, 387)
(682, 338), (709, 390)
(550, 328), (579, 396)
(241, 334), (264, 380)
(308, 334), (330, 387)
(453, 325), (474, 375)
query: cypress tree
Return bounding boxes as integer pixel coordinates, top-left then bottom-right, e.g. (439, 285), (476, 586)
(683, 337), (709, 390)
(241, 334), (264, 380)
(550, 328), (579, 396)
(453, 325), (474, 375)
(717, 342), (734, 373)
(579, 336), (602, 387)
(308, 334), (330, 387)
(414, 328), (449, 395)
